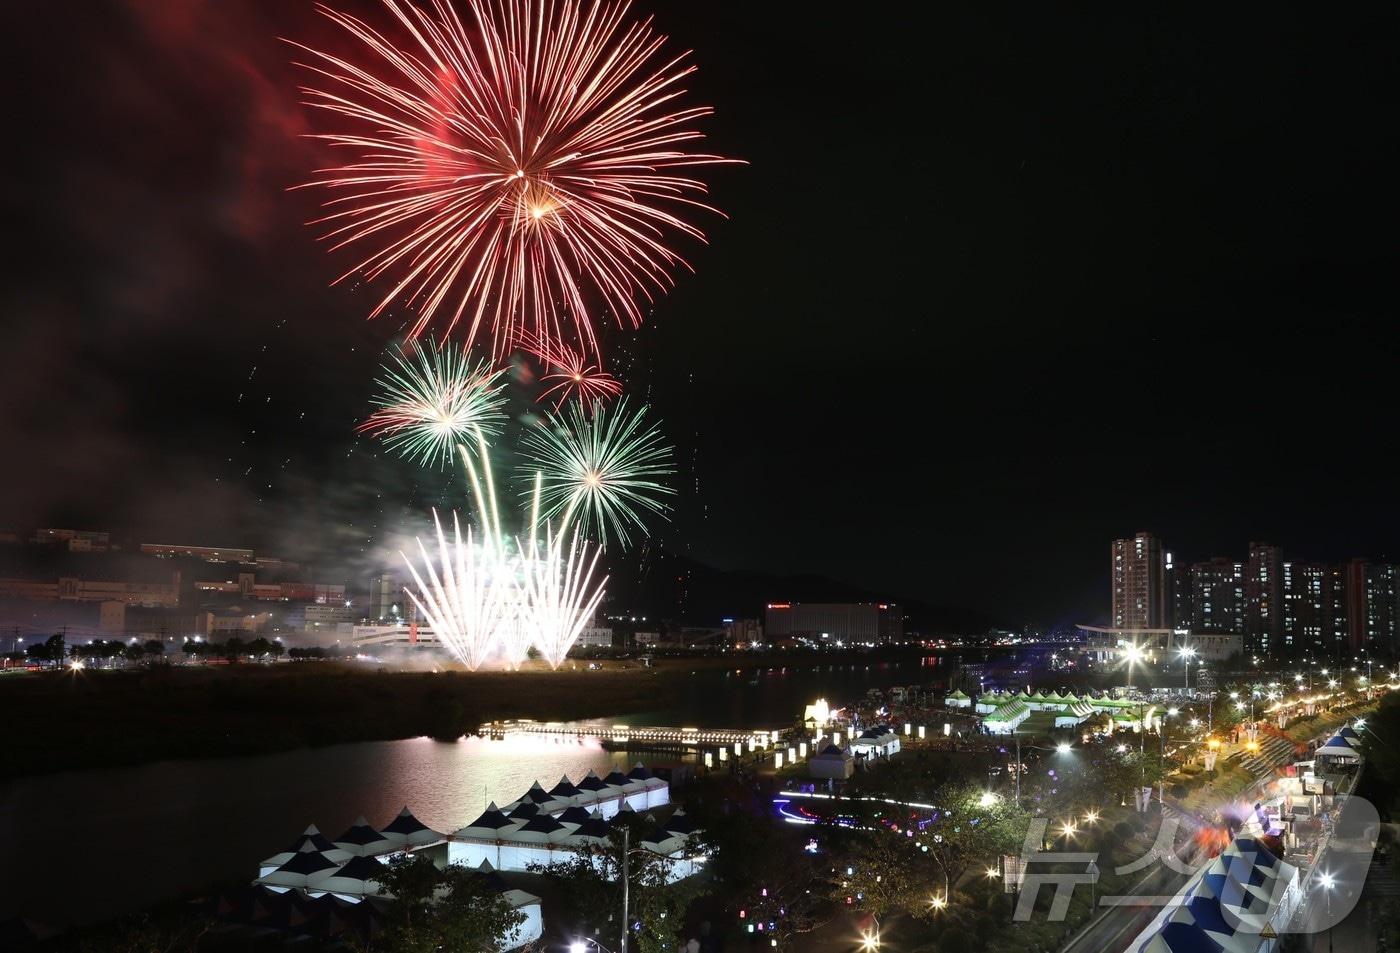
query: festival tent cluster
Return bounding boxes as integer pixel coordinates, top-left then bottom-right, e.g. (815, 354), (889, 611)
(962, 689), (1150, 735)
(449, 765), (704, 881)
(245, 808), (544, 948)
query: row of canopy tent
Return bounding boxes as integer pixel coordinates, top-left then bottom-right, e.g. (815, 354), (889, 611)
(967, 688), (1147, 712)
(257, 808), (446, 886)
(230, 863), (542, 949)
(1132, 834), (1302, 953)
(449, 766), (703, 881)
(250, 807), (543, 948)
(487, 764), (671, 820)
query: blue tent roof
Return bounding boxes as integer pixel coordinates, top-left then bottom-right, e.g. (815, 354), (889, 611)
(1180, 896), (1234, 938)
(1150, 920), (1216, 953)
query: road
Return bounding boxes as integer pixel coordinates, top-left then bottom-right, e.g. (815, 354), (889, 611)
(1061, 835), (1201, 953)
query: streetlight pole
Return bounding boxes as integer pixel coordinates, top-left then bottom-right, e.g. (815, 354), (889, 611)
(620, 825), (629, 953)
(1319, 873), (1334, 953)
(1014, 732), (1021, 804)
(1158, 708), (1177, 809)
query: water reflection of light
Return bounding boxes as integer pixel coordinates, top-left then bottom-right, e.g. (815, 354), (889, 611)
(464, 734), (606, 755)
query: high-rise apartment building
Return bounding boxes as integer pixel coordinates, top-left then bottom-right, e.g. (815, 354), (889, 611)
(1108, 532), (1398, 658)
(1189, 558), (1246, 635)
(1168, 560), (1192, 630)
(1110, 533), (1167, 629)
(1281, 561), (1330, 654)
(1245, 542), (1282, 655)
(1345, 560), (1398, 654)
(368, 573), (403, 621)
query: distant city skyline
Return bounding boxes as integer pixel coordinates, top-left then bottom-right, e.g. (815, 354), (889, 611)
(1109, 531), (1398, 658)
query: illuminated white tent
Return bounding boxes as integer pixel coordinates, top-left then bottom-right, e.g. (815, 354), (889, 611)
(849, 725), (901, 758)
(573, 770), (610, 810)
(625, 763), (670, 809)
(256, 842), (340, 892)
(1315, 734), (1360, 766)
(556, 806), (593, 829)
(450, 803), (519, 870)
(315, 855), (389, 901)
(548, 776), (582, 800)
(379, 807), (445, 849)
(333, 816), (394, 858)
(258, 825), (351, 877)
(564, 811), (613, 848)
(809, 743), (855, 780)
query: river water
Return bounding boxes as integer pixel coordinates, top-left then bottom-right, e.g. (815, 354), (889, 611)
(0, 658), (946, 927)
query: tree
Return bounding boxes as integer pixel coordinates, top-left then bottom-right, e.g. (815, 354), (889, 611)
(1361, 693), (1400, 813)
(916, 783), (1029, 898)
(365, 856), (525, 953)
(222, 637), (246, 662)
(827, 825), (937, 921)
(123, 643), (146, 664)
(143, 640), (165, 657)
(267, 640), (285, 660)
(699, 811), (834, 950)
(534, 813), (703, 953)
(45, 632), (66, 665)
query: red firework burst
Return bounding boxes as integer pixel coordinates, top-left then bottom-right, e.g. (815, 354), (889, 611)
(518, 331), (623, 409)
(291, 0), (737, 354)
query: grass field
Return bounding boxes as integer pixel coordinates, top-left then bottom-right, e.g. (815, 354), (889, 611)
(0, 661), (680, 779)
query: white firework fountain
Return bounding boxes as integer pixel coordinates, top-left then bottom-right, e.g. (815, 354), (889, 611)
(401, 431), (608, 671)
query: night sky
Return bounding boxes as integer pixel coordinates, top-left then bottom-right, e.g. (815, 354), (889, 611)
(4, 3), (1397, 626)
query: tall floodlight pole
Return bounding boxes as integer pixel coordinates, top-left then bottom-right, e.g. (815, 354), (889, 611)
(1179, 645), (1196, 693)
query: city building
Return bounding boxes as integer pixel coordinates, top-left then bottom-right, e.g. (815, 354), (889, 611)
(1110, 532), (1167, 630)
(1104, 535), (1398, 659)
(30, 528), (111, 552)
(1245, 541), (1282, 654)
(721, 617), (762, 647)
(1167, 559), (1192, 630)
(763, 602), (902, 645)
(1281, 561), (1330, 655)
(140, 542), (255, 563)
(1349, 560), (1397, 655)
(1189, 557), (1245, 636)
(0, 570), (182, 607)
(203, 610), (275, 636)
(368, 573), (403, 621)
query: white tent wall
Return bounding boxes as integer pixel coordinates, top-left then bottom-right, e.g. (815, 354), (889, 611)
(642, 780), (669, 809)
(450, 839), (505, 870)
(500, 893), (543, 951)
(449, 831), (702, 878)
(498, 842), (570, 872)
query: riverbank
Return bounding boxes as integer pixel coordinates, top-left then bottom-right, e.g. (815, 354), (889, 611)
(0, 662), (682, 780)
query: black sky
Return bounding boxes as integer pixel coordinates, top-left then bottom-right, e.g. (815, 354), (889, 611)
(2, 3), (1397, 626)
